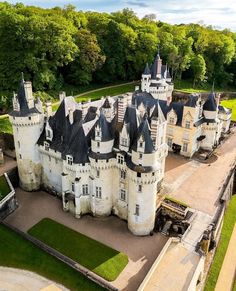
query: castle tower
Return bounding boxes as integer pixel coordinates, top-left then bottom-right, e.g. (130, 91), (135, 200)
(9, 75), (44, 191)
(141, 63), (151, 92)
(90, 113), (114, 216)
(127, 117), (166, 235)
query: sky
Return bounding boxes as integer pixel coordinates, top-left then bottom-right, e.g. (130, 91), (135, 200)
(6, 0), (236, 31)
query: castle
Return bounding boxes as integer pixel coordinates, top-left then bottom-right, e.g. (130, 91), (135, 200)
(9, 53), (231, 236)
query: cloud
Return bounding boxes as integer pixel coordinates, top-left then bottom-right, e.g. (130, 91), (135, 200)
(126, 1), (149, 8)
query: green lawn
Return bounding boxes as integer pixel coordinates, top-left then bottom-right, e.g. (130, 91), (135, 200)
(28, 218), (128, 281)
(0, 116), (12, 134)
(0, 175), (11, 200)
(204, 195), (236, 291)
(52, 82), (138, 111)
(220, 99), (236, 121)
(0, 224), (104, 291)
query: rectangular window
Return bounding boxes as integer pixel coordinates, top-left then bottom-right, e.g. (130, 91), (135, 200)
(138, 184), (142, 192)
(96, 170), (100, 177)
(185, 121), (190, 129)
(169, 117), (175, 124)
(18, 141), (20, 148)
(139, 142), (143, 148)
(19, 154), (22, 159)
(120, 170), (126, 179)
(120, 189), (126, 201)
(121, 138), (127, 146)
(72, 182), (75, 193)
(135, 204), (140, 216)
(95, 186), (102, 198)
(183, 142), (188, 152)
(97, 141), (100, 148)
(117, 155), (124, 164)
(139, 153), (143, 159)
(167, 137), (172, 148)
(82, 184), (89, 195)
(67, 156), (73, 165)
(137, 172), (141, 178)
(44, 142), (49, 151)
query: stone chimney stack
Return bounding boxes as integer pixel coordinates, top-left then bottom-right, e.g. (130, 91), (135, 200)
(59, 91), (66, 103)
(45, 101), (52, 118)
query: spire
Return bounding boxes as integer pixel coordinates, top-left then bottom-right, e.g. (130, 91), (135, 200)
(143, 62), (151, 75)
(212, 80), (215, 92)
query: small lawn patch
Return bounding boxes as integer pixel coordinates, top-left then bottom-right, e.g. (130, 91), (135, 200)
(0, 224), (104, 291)
(28, 218), (128, 281)
(0, 117), (12, 134)
(220, 99), (236, 121)
(0, 175), (11, 200)
(204, 195), (236, 291)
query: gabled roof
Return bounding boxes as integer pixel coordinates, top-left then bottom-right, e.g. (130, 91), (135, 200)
(102, 98), (111, 109)
(185, 95), (199, 108)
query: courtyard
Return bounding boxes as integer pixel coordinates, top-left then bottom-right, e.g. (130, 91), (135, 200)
(4, 188), (168, 291)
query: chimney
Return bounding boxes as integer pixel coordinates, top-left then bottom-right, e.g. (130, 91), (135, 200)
(69, 108), (74, 124)
(117, 96), (127, 123)
(45, 101), (52, 118)
(59, 91), (66, 103)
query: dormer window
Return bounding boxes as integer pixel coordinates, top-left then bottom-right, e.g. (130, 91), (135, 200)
(121, 138), (128, 147)
(169, 117), (175, 124)
(117, 155), (124, 164)
(139, 142), (143, 148)
(185, 121), (190, 129)
(67, 155), (73, 165)
(44, 142), (49, 151)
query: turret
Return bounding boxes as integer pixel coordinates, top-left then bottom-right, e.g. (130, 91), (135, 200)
(9, 75), (44, 191)
(141, 63), (151, 92)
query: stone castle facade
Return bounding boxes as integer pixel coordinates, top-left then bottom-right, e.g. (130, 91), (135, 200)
(9, 53), (231, 235)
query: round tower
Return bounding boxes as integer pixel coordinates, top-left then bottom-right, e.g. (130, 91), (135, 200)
(89, 113), (114, 216)
(9, 76), (44, 191)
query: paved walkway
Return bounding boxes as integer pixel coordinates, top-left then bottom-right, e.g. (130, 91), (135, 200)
(0, 155), (17, 176)
(5, 188), (167, 291)
(163, 128), (236, 216)
(0, 267), (68, 291)
(215, 223), (236, 291)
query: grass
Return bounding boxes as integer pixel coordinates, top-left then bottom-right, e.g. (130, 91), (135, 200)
(204, 194), (236, 291)
(220, 99), (236, 121)
(0, 175), (11, 200)
(0, 116), (12, 134)
(28, 218), (129, 281)
(0, 224), (104, 291)
(52, 82), (138, 111)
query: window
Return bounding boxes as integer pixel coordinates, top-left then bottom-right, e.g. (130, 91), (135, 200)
(138, 184), (142, 192)
(97, 141), (100, 148)
(185, 121), (190, 129)
(67, 155), (73, 165)
(49, 156), (51, 162)
(117, 155), (124, 164)
(183, 142), (188, 152)
(169, 117), (175, 124)
(18, 141), (20, 148)
(139, 141), (143, 148)
(135, 204), (140, 216)
(120, 189), (126, 201)
(137, 172), (141, 178)
(120, 170), (126, 179)
(82, 184), (89, 195)
(96, 170), (100, 177)
(167, 137), (172, 148)
(95, 187), (102, 198)
(19, 154), (22, 159)
(121, 138), (128, 146)
(139, 153), (143, 159)
(46, 129), (51, 139)
(72, 182), (75, 192)
(96, 130), (100, 137)
(44, 142), (49, 151)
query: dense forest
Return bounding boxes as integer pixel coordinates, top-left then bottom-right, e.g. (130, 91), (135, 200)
(0, 2), (235, 104)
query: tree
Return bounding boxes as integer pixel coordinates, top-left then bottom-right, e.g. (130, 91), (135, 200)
(191, 54), (206, 87)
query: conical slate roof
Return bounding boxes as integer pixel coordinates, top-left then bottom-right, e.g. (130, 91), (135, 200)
(203, 93), (217, 111)
(143, 63), (151, 75)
